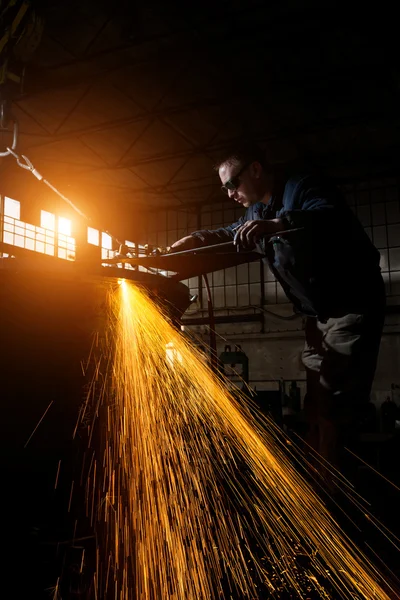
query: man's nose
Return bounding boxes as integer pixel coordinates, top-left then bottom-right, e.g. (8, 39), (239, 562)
(228, 188), (236, 199)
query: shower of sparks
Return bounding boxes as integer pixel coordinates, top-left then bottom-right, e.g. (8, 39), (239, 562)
(79, 280), (397, 599)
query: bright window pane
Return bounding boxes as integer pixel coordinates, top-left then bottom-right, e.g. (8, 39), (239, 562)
(3, 231), (14, 244)
(59, 217), (71, 236)
(88, 227), (100, 246)
(4, 197), (20, 219)
(101, 248), (112, 259)
(102, 232), (112, 250)
(41, 210), (55, 231)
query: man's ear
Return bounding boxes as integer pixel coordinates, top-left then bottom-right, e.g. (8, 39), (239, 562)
(251, 161), (263, 179)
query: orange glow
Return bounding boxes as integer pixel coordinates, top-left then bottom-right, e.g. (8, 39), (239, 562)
(102, 232), (112, 250)
(39, 212), (71, 236)
(88, 227), (100, 246)
(58, 217), (71, 236)
(4, 196), (20, 219)
(78, 280), (396, 599)
(40, 210), (55, 231)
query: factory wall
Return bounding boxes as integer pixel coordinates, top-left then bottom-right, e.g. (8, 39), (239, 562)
(186, 307), (400, 410)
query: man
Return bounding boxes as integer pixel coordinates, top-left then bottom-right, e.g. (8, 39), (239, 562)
(171, 142), (385, 470)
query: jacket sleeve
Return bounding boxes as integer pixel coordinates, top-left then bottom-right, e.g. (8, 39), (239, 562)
(190, 215), (246, 246)
(277, 175), (379, 271)
(278, 175), (344, 232)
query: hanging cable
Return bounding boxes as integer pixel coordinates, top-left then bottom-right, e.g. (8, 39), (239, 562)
(0, 118), (18, 156)
(5, 144), (125, 249)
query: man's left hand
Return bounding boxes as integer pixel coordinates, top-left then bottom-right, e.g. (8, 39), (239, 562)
(234, 218), (284, 249)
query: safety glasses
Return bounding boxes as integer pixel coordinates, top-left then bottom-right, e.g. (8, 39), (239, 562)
(220, 162), (252, 195)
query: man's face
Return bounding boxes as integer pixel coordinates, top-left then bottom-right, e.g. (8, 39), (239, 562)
(218, 161), (263, 208)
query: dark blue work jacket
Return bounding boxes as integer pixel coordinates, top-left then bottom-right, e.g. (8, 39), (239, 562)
(192, 174), (384, 317)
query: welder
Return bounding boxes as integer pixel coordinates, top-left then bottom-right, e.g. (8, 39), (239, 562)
(171, 142), (385, 474)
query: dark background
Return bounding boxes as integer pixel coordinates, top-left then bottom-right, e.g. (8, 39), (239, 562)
(1, 1), (400, 239)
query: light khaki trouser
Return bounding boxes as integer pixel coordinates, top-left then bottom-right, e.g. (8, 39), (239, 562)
(302, 306), (384, 468)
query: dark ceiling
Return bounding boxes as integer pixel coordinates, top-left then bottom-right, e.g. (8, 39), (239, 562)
(1, 0), (399, 217)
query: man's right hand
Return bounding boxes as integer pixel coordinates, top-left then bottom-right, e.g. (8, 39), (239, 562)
(169, 235), (199, 253)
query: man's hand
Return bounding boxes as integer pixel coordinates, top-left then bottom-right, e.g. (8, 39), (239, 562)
(234, 218), (284, 249)
(169, 235), (199, 253)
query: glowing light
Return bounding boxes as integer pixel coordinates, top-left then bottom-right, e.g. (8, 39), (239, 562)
(58, 217), (71, 236)
(117, 278), (126, 286)
(4, 197), (20, 219)
(40, 210), (55, 231)
(88, 227), (100, 246)
(165, 341), (183, 367)
(102, 232), (112, 250)
(79, 281), (396, 599)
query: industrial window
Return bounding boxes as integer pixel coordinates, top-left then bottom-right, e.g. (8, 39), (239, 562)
(140, 176), (400, 311)
(197, 179), (400, 308)
(141, 208), (199, 282)
(140, 203), (265, 311)
(0, 198), (87, 261)
(40, 210), (56, 231)
(121, 240), (147, 273)
(59, 217), (71, 236)
(343, 179), (400, 301)
(0, 199), (75, 259)
(88, 227), (100, 246)
(199, 202), (265, 309)
(0, 196), (123, 264)
(87, 227), (116, 261)
(38, 210), (75, 259)
(4, 196), (20, 219)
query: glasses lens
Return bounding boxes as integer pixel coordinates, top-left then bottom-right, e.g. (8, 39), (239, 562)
(221, 164), (249, 195)
(221, 178), (238, 194)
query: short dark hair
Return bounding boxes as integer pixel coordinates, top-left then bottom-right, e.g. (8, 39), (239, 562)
(213, 140), (269, 172)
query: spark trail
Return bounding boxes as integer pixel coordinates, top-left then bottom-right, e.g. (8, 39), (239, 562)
(85, 280), (397, 599)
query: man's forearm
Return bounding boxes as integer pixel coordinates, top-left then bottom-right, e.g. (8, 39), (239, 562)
(191, 227), (235, 246)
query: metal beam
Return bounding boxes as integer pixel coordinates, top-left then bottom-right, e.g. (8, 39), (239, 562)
(182, 313), (263, 326)
(16, 109), (400, 170)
